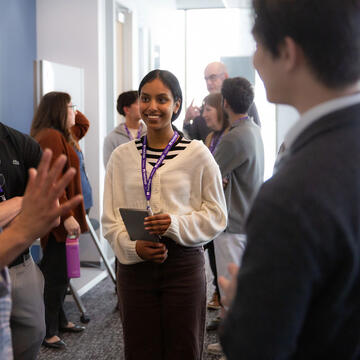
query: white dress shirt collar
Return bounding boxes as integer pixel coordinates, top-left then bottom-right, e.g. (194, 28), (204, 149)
(284, 92), (360, 151)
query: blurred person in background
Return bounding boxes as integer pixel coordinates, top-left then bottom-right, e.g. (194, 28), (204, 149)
(72, 111), (93, 215)
(183, 61), (260, 141)
(208, 77), (264, 357)
(103, 90), (146, 167)
(31, 91), (88, 350)
(202, 93), (230, 318)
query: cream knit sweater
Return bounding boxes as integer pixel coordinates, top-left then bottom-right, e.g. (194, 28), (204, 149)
(102, 139), (227, 264)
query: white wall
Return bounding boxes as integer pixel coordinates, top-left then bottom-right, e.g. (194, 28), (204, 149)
(115, 0), (177, 82)
(36, 0), (178, 261)
(276, 105), (299, 150)
(36, 0), (108, 260)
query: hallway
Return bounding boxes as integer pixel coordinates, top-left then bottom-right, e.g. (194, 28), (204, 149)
(38, 264), (223, 359)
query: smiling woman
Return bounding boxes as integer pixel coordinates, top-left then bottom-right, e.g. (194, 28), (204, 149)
(139, 78), (180, 141)
(102, 69), (227, 360)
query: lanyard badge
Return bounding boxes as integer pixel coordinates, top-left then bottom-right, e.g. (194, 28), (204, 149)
(141, 131), (178, 215)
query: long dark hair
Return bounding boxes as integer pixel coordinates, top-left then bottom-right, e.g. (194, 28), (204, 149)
(31, 91), (72, 142)
(138, 69), (183, 122)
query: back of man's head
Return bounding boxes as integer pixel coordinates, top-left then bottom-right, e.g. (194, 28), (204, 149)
(116, 91), (139, 116)
(252, 0), (360, 89)
(221, 77), (254, 114)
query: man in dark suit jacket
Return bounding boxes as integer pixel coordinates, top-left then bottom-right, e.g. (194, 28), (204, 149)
(219, 1), (360, 359)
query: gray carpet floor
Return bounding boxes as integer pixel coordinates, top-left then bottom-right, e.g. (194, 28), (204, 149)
(38, 259), (224, 360)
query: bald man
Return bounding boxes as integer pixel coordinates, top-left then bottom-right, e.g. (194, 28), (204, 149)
(183, 62), (260, 141)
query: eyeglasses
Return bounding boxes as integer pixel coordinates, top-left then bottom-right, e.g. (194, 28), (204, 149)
(204, 73), (225, 82)
(68, 104), (77, 112)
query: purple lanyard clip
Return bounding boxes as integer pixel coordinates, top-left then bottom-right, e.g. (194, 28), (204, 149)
(141, 131), (178, 209)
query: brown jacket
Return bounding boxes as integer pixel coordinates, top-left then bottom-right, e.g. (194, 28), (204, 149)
(34, 112), (89, 248)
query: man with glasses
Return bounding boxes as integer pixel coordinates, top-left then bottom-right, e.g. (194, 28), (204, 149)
(0, 122), (45, 359)
(183, 61), (260, 142)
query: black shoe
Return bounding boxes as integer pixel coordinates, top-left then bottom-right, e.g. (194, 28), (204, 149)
(206, 317), (221, 331)
(42, 339), (66, 349)
(60, 324), (85, 333)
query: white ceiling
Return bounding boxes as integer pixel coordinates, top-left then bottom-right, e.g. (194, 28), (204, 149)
(223, 0), (251, 7)
(176, 0), (224, 9)
(176, 0), (251, 9)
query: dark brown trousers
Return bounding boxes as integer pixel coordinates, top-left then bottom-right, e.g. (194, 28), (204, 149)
(117, 238), (206, 360)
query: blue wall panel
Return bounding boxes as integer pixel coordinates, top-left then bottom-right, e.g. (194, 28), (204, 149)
(0, 0), (36, 134)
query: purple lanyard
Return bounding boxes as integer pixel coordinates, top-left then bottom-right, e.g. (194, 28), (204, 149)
(209, 130), (224, 154)
(0, 187), (6, 202)
(141, 131), (178, 214)
(0, 174), (6, 202)
(124, 123), (142, 140)
(232, 115), (249, 127)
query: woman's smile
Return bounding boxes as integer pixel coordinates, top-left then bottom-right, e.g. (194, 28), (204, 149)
(140, 78), (180, 132)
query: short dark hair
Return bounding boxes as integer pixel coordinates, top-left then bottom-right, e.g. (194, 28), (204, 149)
(116, 90), (139, 116)
(252, 0), (360, 88)
(138, 69), (182, 122)
(221, 77), (254, 114)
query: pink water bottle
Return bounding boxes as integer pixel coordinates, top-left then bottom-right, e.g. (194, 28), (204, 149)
(66, 235), (81, 278)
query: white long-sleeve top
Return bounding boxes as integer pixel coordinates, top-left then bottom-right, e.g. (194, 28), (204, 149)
(102, 139), (227, 264)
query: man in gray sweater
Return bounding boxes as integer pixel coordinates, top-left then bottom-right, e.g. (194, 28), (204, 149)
(103, 90), (146, 167)
(208, 77), (264, 355)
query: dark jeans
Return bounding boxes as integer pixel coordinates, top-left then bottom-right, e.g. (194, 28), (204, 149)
(118, 238), (206, 360)
(39, 234), (69, 338)
(204, 240), (220, 296)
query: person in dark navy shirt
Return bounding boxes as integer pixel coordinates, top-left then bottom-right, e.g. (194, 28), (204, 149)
(0, 147), (83, 360)
(0, 122), (45, 360)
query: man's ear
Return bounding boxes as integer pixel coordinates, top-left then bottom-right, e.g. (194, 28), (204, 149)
(280, 36), (303, 72)
(123, 106), (130, 116)
(223, 98), (229, 109)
